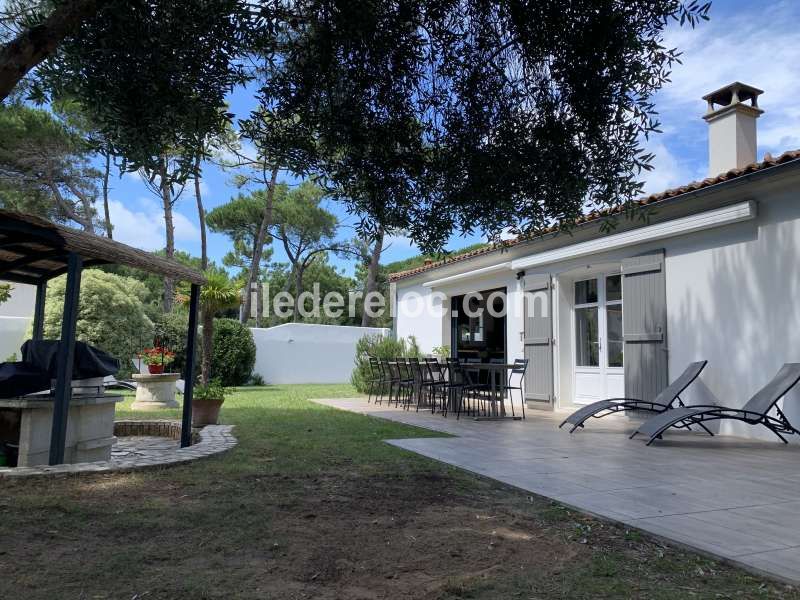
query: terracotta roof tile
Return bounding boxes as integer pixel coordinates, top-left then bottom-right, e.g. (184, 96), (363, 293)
(389, 149), (800, 282)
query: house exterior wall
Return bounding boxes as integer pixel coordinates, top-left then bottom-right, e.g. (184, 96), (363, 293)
(395, 271), (523, 360)
(393, 173), (800, 441)
(0, 282), (35, 360)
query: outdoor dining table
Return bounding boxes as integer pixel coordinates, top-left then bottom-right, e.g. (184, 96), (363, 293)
(459, 362), (522, 421)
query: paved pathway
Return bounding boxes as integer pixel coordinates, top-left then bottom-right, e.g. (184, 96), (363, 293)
(314, 397), (800, 584)
(0, 424), (237, 478)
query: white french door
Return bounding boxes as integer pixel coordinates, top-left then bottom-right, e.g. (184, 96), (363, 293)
(573, 273), (624, 405)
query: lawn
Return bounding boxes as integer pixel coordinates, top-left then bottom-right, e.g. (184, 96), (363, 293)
(0, 385), (797, 599)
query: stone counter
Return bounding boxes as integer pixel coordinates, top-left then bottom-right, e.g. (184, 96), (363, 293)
(0, 393), (122, 467)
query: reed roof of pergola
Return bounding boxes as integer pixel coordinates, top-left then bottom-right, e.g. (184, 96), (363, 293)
(0, 210), (206, 285)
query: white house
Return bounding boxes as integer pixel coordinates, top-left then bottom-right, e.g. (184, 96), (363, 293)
(391, 82), (800, 440)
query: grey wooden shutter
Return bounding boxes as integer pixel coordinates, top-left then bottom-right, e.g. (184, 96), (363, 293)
(622, 250), (668, 402)
(522, 274), (554, 405)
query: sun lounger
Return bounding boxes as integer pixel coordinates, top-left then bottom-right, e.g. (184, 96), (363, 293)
(631, 363), (800, 445)
(559, 361), (708, 433)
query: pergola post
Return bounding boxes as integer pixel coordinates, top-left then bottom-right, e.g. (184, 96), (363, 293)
(181, 283), (200, 447)
(48, 252), (83, 465)
(32, 282), (47, 341)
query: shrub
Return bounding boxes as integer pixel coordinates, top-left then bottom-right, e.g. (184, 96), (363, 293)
(351, 334), (422, 393)
(432, 345), (451, 359)
(248, 373), (265, 386)
(210, 318), (256, 386)
(194, 379), (227, 401)
(41, 270), (153, 378)
(153, 311), (199, 376)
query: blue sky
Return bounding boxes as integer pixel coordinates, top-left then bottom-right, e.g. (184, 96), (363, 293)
(102, 0), (800, 276)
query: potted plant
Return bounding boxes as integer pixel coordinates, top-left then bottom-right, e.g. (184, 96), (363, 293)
(192, 379), (226, 426)
(141, 346), (176, 374)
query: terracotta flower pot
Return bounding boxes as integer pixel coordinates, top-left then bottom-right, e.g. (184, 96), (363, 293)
(192, 398), (224, 427)
(148, 364), (165, 375)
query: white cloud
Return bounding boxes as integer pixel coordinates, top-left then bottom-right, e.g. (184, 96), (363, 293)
(105, 197), (200, 251)
(641, 140), (705, 194)
(635, 2), (800, 193)
(656, 1), (800, 156)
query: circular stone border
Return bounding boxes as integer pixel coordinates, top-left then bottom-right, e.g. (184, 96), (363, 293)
(0, 421), (236, 479)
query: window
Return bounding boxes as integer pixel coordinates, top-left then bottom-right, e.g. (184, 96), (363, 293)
(575, 279), (599, 367)
(575, 279), (598, 304)
(606, 274), (623, 367)
(575, 306), (599, 366)
(606, 274), (622, 302)
(574, 275), (623, 369)
(606, 305), (623, 367)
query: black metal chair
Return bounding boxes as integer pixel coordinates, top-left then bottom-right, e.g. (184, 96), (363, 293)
(372, 358), (390, 405)
(366, 356), (382, 404)
(408, 357), (436, 411)
(446, 358), (487, 419)
(499, 358), (528, 419)
(382, 358), (401, 407)
(424, 358), (448, 414)
(394, 358), (416, 409)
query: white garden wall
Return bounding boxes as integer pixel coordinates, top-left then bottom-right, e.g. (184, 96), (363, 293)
(251, 323), (390, 384)
(0, 282), (35, 361)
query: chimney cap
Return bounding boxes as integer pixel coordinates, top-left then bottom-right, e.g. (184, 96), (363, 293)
(703, 82), (764, 117)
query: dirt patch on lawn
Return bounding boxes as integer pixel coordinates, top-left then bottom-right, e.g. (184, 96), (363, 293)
(257, 472), (581, 599)
(2, 466), (796, 599)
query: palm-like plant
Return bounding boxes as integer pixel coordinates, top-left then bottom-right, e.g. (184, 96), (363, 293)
(0, 283), (12, 305)
(192, 271), (241, 384)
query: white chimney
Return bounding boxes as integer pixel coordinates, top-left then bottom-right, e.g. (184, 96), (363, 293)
(702, 82), (763, 176)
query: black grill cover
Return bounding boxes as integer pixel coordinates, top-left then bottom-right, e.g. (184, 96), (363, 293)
(21, 340), (120, 379)
(0, 362), (50, 398)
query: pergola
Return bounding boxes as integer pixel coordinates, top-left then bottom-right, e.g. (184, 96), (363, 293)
(0, 210), (206, 464)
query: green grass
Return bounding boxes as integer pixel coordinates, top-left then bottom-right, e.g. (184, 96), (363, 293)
(0, 385), (797, 599)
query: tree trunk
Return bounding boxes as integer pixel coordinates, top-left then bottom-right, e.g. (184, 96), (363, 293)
(0, 0), (100, 101)
(160, 160), (175, 312)
(194, 154), (208, 270)
(200, 308), (214, 385)
(256, 275), (263, 327)
(293, 266), (304, 322)
(270, 269), (293, 326)
(361, 227), (385, 327)
(77, 192), (95, 233)
(102, 151), (112, 239)
(241, 164), (279, 323)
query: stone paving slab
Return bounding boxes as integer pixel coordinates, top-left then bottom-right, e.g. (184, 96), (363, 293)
(314, 397), (800, 585)
(0, 423), (236, 478)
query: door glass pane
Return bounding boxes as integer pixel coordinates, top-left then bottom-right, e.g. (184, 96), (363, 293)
(606, 304), (624, 367)
(606, 274), (622, 302)
(575, 307), (599, 366)
(575, 279), (598, 305)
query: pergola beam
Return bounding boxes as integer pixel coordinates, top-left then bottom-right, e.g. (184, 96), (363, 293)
(0, 272), (40, 285)
(45, 258), (107, 280)
(0, 250), (67, 276)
